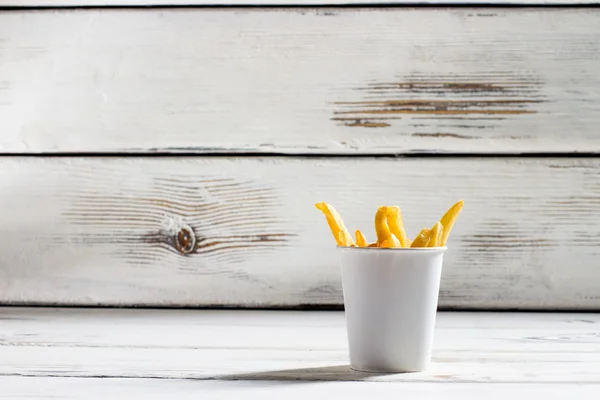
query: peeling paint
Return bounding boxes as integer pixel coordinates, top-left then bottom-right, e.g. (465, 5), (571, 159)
(343, 121), (390, 128)
(333, 75), (545, 133)
(335, 109), (535, 116)
(412, 133), (477, 139)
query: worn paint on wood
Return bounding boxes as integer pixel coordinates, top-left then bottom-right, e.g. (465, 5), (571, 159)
(332, 75), (544, 132)
(2, 379), (599, 400)
(3, 1), (598, 6)
(0, 9), (599, 154)
(0, 157), (599, 309)
(0, 308), (599, 400)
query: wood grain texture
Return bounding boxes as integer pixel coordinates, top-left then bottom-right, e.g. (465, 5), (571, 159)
(3, 379), (599, 400)
(0, 157), (599, 309)
(1, 8), (599, 154)
(0, 308), (599, 399)
(2, 0), (597, 6)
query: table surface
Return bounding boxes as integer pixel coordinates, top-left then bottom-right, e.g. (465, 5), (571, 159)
(1, 307), (599, 399)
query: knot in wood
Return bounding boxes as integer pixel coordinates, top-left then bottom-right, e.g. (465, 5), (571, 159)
(174, 225), (196, 255)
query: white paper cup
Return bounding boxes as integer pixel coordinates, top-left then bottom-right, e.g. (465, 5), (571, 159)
(339, 246), (446, 373)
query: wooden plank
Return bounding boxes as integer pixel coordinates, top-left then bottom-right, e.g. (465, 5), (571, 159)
(1, 8), (599, 154)
(0, 157), (599, 309)
(1, 308), (599, 351)
(0, 308), (599, 394)
(1, 0), (596, 6)
(2, 378), (599, 400)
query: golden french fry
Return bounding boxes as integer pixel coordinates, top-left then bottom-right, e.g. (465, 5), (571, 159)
(385, 206), (410, 248)
(428, 221), (443, 247)
(355, 229), (367, 247)
(439, 200), (464, 246)
(315, 200), (464, 250)
(380, 234), (401, 248)
(410, 228), (431, 248)
(338, 231), (357, 247)
(374, 206), (394, 246)
(315, 202), (355, 247)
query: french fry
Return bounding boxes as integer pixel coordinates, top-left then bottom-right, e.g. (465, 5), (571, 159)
(315, 202), (355, 247)
(338, 231), (357, 247)
(374, 206), (394, 246)
(410, 228), (431, 248)
(385, 206), (410, 248)
(355, 230), (368, 247)
(428, 221), (443, 247)
(439, 200), (464, 246)
(380, 234), (401, 248)
(390, 234), (401, 247)
(315, 200), (464, 250)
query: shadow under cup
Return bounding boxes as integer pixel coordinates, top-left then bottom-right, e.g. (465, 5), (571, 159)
(338, 246), (446, 373)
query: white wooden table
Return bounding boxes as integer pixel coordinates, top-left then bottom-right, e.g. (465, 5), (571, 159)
(1, 308), (599, 398)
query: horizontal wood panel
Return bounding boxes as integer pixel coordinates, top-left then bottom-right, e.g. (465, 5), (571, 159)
(4, 378), (598, 400)
(2, 0), (596, 6)
(0, 308), (599, 396)
(1, 9), (599, 154)
(0, 157), (599, 309)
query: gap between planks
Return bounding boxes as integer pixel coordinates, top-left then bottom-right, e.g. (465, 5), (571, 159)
(0, 152), (599, 157)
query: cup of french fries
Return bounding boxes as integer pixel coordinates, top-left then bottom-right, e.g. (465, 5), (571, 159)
(315, 200), (463, 373)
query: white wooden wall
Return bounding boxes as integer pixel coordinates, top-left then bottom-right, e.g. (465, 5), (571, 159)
(2, 1), (598, 5)
(1, 8), (600, 155)
(0, 4), (599, 309)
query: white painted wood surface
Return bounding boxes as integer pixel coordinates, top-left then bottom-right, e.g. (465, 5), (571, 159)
(1, 8), (599, 154)
(4, 378), (600, 400)
(2, 1), (597, 6)
(0, 308), (599, 398)
(0, 157), (599, 309)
